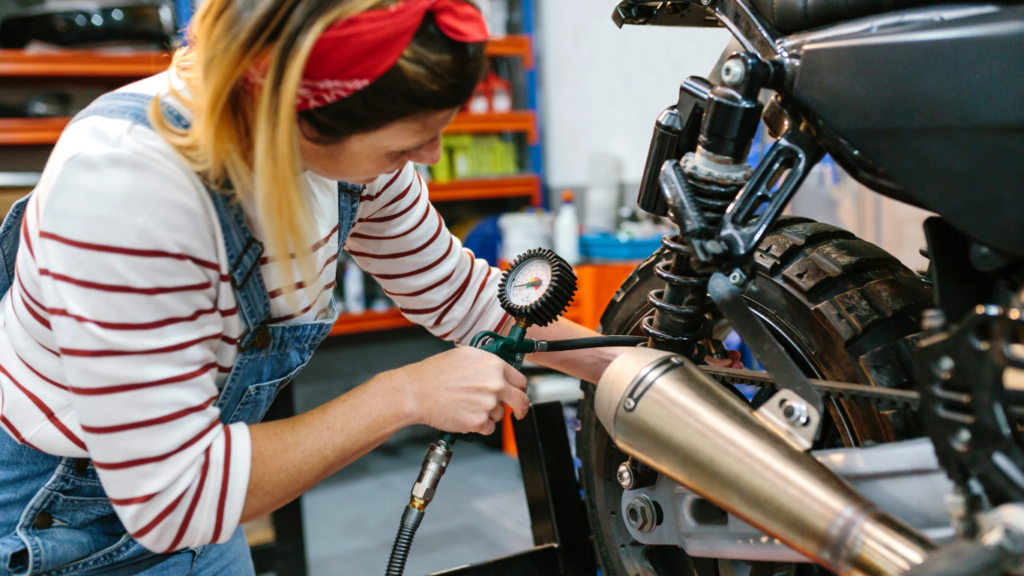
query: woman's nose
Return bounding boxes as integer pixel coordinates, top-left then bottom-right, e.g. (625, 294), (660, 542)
(408, 138), (443, 166)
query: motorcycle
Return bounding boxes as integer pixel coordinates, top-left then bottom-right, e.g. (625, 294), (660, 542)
(578, 1), (1024, 575)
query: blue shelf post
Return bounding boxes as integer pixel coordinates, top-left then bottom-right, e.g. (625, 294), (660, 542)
(520, 0), (546, 209)
(175, 0), (194, 43)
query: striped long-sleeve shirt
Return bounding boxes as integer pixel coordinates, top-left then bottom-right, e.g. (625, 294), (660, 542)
(0, 73), (507, 552)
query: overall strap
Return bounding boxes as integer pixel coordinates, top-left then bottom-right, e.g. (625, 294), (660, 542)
(207, 190), (272, 350)
(70, 91), (190, 131)
(336, 181), (363, 259)
(71, 92), (274, 349)
(0, 195), (32, 298)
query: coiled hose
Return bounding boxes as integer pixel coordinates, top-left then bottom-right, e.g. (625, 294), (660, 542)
(385, 434), (456, 576)
(385, 505), (424, 576)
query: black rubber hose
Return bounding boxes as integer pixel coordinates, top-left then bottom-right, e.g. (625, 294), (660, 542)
(541, 336), (647, 352)
(385, 506), (424, 576)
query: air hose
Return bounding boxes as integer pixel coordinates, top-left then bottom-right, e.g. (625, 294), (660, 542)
(384, 325), (644, 574)
(385, 433), (456, 576)
(537, 335), (646, 352)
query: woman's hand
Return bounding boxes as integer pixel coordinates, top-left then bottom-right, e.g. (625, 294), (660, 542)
(705, 349), (743, 368)
(244, 347), (527, 522)
(397, 347), (530, 435)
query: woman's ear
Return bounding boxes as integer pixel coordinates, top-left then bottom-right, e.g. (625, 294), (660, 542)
(296, 115), (317, 143)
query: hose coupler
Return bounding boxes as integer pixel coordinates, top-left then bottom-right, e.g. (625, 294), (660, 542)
(385, 439), (455, 576)
(410, 440), (453, 508)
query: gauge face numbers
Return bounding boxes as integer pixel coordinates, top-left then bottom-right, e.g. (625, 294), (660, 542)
(506, 257), (553, 307)
(497, 248), (577, 327)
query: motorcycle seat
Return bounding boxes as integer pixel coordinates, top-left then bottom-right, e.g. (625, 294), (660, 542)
(750, 0), (1007, 33)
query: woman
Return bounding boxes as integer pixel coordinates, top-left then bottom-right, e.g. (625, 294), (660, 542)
(0, 0), (643, 573)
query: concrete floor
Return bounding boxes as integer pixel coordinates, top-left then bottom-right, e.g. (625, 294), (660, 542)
(301, 442), (534, 576)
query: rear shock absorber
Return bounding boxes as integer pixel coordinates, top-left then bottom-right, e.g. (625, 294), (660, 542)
(642, 153), (750, 359)
(642, 235), (712, 359)
(636, 53), (780, 359)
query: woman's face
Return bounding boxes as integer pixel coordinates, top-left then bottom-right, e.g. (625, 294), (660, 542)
(298, 108), (458, 184)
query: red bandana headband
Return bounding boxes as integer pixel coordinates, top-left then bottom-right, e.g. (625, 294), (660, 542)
(296, 0), (489, 111)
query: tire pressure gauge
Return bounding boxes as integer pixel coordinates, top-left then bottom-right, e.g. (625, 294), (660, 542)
(391, 249), (636, 576)
(498, 248), (577, 327)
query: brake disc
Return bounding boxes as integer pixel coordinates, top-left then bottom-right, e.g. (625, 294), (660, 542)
(699, 365), (921, 412)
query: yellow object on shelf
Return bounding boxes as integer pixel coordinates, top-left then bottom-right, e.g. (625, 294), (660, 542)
(432, 147), (453, 183)
(434, 134), (518, 181)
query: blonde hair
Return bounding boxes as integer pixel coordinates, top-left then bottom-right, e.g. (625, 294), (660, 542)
(151, 0), (418, 305)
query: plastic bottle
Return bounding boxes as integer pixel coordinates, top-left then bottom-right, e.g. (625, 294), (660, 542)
(554, 190), (581, 266)
(466, 81), (490, 114)
(489, 73), (513, 113)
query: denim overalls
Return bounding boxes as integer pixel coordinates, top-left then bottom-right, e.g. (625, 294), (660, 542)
(0, 92), (361, 575)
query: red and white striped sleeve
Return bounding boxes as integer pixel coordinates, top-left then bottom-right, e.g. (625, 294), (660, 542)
(346, 164), (509, 343)
(33, 149), (250, 552)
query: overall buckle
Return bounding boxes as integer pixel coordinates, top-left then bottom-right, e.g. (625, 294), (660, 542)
(237, 319), (272, 352)
(229, 236), (265, 291)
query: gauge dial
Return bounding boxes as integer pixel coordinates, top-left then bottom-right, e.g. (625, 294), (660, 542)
(506, 257), (552, 307)
(497, 248), (578, 327)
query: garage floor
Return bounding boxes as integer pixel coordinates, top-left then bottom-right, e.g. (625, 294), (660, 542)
(301, 442), (534, 576)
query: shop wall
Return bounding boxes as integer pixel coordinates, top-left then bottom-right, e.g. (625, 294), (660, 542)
(535, 0), (731, 190)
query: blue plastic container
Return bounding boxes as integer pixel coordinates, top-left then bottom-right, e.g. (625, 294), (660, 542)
(579, 233), (663, 261)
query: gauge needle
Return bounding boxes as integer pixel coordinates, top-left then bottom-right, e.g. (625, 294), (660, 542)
(514, 279), (543, 289)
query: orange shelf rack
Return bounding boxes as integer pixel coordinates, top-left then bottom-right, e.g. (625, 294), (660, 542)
(483, 35), (533, 69)
(0, 117), (70, 146)
(0, 49), (171, 78)
(329, 308), (413, 337)
(444, 111), (537, 144)
(428, 174), (541, 205)
(0, 35), (528, 79)
(0, 118), (542, 205)
(0, 112), (538, 147)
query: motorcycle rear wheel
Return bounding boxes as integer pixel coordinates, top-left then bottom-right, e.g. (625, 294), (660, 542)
(577, 218), (935, 576)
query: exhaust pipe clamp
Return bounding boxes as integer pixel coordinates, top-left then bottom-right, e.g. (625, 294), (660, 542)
(753, 388), (821, 452)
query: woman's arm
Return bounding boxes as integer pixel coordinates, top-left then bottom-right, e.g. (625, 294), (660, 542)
(242, 345), (529, 522)
(346, 164), (507, 344)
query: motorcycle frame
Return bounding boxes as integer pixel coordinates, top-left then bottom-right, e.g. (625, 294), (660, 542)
(618, 0), (1022, 249)
(613, 0), (786, 61)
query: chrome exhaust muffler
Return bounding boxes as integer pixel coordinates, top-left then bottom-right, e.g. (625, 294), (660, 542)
(595, 348), (934, 576)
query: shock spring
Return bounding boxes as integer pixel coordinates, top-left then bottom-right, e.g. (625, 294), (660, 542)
(642, 174), (743, 359)
(687, 178), (741, 229)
